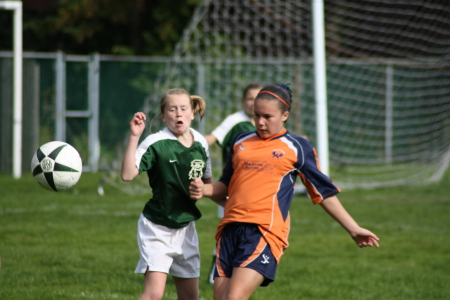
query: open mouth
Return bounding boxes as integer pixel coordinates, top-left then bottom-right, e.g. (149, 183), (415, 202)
(177, 120), (184, 125)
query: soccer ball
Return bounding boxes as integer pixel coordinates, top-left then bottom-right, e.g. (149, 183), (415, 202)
(31, 141), (83, 192)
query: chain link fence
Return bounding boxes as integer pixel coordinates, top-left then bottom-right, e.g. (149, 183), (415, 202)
(0, 52), (169, 173)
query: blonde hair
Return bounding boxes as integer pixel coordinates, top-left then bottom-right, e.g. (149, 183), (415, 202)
(149, 88), (206, 132)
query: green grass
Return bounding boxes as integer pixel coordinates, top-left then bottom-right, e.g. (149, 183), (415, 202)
(0, 170), (449, 299)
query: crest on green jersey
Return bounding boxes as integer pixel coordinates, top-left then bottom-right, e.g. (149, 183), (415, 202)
(189, 159), (205, 179)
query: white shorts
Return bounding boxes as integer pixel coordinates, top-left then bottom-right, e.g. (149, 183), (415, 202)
(134, 214), (200, 278)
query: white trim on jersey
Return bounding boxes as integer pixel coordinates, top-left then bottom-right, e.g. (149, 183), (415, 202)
(211, 111), (251, 145)
(135, 127), (212, 179)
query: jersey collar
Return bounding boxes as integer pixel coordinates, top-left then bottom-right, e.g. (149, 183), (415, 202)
(257, 128), (288, 141)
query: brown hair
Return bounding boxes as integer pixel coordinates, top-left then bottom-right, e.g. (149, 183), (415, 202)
(242, 82), (264, 100)
(149, 88), (206, 132)
(255, 84), (292, 114)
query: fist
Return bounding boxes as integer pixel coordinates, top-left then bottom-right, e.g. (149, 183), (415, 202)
(189, 178), (204, 200)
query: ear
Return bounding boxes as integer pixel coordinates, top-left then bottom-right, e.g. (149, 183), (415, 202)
(281, 111), (290, 122)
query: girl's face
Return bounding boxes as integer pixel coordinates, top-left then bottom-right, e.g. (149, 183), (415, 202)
(242, 88), (260, 117)
(253, 98), (289, 139)
(161, 94), (195, 136)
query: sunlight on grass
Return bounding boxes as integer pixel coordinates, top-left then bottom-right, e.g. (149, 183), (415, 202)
(1, 170), (449, 299)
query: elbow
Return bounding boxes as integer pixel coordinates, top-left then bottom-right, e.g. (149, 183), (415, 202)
(120, 165), (138, 182)
(121, 172), (134, 182)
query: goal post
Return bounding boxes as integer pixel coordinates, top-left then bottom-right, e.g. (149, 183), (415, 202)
(0, 0), (22, 178)
(312, 0), (329, 175)
(99, 0), (450, 193)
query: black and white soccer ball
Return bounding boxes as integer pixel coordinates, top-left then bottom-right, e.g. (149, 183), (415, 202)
(31, 141), (82, 192)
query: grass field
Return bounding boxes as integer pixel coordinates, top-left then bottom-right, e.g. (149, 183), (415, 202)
(0, 170), (449, 300)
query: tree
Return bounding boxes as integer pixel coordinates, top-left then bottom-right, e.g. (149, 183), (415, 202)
(0, 0), (202, 55)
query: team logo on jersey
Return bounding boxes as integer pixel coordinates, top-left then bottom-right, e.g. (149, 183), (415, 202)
(272, 149), (285, 159)
(189, 159), (205, 179)
(261, 254), (270, 264)
(236, 144), (246, 153)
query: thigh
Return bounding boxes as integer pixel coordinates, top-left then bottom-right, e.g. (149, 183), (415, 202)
(139, 270), (168, 300)
(213, 276), (229, 300)
(172, 277), (199, 300)
(222, 267), (264, 300)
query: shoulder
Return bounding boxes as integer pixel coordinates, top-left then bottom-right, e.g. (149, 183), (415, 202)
(280, 131), (313, 154)
(190, 128), (209, 149)
(217, 111), (251, 128)
(212, 111), (251, 144)
(284, 131), (310, 145)
(139, 128), (175, 149)
(233, 130), (257, 144)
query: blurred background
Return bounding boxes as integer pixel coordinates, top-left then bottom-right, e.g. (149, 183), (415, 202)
(1, 0), (450, 193)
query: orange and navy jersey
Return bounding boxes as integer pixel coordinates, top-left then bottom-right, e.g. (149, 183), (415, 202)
(217, 128), (340, 263)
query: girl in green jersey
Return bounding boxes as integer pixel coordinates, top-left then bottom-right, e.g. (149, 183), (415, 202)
(121, 88), (212, 300)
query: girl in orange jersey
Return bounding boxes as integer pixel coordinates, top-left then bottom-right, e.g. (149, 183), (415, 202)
(190, 84), (379, 300)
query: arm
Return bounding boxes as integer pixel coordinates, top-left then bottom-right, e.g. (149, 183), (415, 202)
(204, 134), (218, 146)
(189, 178), (228, 207)
(320, 196), (380, 248)
(121, 112), (146, 181)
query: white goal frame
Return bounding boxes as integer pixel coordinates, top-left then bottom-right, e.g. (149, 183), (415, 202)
(0, 0), (22, 178)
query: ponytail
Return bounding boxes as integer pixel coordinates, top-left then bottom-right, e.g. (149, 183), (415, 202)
(190, 95), (206, 120)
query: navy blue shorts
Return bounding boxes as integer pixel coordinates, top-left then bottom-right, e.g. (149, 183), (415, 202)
(214, 223), (277, 286)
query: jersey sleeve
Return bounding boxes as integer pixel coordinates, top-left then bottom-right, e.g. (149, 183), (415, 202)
(135, 134), (158, 173)
(192, 128), (213, 180)
(295, 139), (340, 204)
(136, 143), (155, 173)
(202, 142), (213, 180)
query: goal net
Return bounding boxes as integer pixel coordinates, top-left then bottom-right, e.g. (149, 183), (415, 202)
(101, 0), (450, 193)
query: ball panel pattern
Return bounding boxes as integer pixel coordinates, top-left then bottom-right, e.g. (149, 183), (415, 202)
(31, 141), (82, 192)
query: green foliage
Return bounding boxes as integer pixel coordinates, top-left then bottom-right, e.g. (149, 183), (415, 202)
(0, 171), (449, 299)
(0, 0), (203, 55)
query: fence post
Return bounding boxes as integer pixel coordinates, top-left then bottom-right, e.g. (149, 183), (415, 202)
(88, 53), (100, 172)
(196, 62), (205, 134)
(55, 51), (66, 142)
(385, 64), (393, 164)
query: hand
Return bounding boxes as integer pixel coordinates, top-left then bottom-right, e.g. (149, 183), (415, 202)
(130, 112), (146, 137)
(189, 178), (204, 200)
(352, 228), (380, 248)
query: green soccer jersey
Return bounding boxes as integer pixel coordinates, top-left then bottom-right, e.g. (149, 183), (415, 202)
(136, 127), (212, 229)
(211, 111), (255, 164)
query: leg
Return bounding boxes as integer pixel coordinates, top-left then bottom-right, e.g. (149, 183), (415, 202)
(209, 205), (224, 285)
(216, 267), (264, 300)
(213, 276), (230, 300)
(172, 276), (199, 300)
(138, 270), (167, 300)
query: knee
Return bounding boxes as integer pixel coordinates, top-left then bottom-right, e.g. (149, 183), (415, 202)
(138, 291), (165, 300)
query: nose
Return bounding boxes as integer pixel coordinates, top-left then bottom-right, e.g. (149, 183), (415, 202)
(256, 116), (264, 127)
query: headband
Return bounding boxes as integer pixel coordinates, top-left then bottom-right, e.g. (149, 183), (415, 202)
(258, 91), (291, 108)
